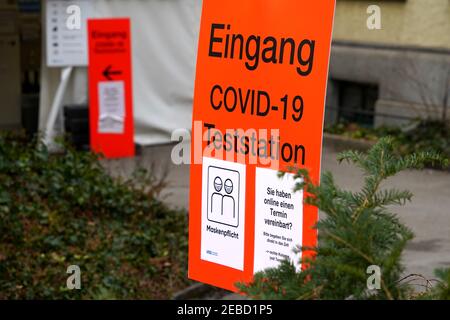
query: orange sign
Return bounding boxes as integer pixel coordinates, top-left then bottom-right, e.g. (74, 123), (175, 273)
(88, 18), (135, 158)
(189, 0), (336, 292)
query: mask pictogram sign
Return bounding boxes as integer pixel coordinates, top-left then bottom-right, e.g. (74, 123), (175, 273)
(88, 18), (135, 158)
(189, 0), (336, 292)
(208, 166), (240, 228)
(202, 157), (246, 271)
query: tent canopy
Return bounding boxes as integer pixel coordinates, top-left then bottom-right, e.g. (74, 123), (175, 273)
(39, 0), (202, 145)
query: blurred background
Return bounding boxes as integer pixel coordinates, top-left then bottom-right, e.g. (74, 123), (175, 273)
(0, 0), (448, 141)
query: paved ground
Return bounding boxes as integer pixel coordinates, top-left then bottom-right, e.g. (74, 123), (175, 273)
(102, 140), (450, 282)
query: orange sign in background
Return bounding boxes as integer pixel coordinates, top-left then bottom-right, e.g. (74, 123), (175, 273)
(189, 0), (336, 292)
(88, 18), (135, 158)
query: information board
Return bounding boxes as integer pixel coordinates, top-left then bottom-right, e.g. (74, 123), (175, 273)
(88, 18), (135, 158)
(188, 0), (336, 292)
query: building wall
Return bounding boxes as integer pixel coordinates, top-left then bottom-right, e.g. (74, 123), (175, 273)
(326, 0), (450, 127)
(333, 0), (450, 49)
(326, 45), (450, 126)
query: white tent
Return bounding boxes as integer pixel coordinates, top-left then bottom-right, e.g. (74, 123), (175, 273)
(39, 0), (202, 146)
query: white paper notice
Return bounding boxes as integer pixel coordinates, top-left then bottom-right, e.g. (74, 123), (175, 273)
(254, 167), (303, 273)
(201, 157), (246, 271)
(98, 81), (125, 134)
(46, 0), (92, 67)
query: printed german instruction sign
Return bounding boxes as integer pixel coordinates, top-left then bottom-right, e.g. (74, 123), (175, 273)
(189, 0), (336, 292)
(88, 18), (135, 158)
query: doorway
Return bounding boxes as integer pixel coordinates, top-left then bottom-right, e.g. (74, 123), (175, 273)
(0, 0), (41, 136)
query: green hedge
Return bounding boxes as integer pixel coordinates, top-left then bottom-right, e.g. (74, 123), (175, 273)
(325, 120), (450, 168)
(0, 133), (189, 299)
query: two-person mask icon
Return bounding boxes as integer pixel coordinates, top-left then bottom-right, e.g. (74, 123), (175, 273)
(211, 176), (236, 223)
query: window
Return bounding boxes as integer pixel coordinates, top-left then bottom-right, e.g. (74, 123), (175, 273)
(336, 80), (379, 127)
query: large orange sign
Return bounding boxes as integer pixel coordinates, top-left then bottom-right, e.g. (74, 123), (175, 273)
(189, 0), (336, 292)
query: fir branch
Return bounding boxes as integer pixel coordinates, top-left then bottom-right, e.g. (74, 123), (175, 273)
(239, 136), (448, 300)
